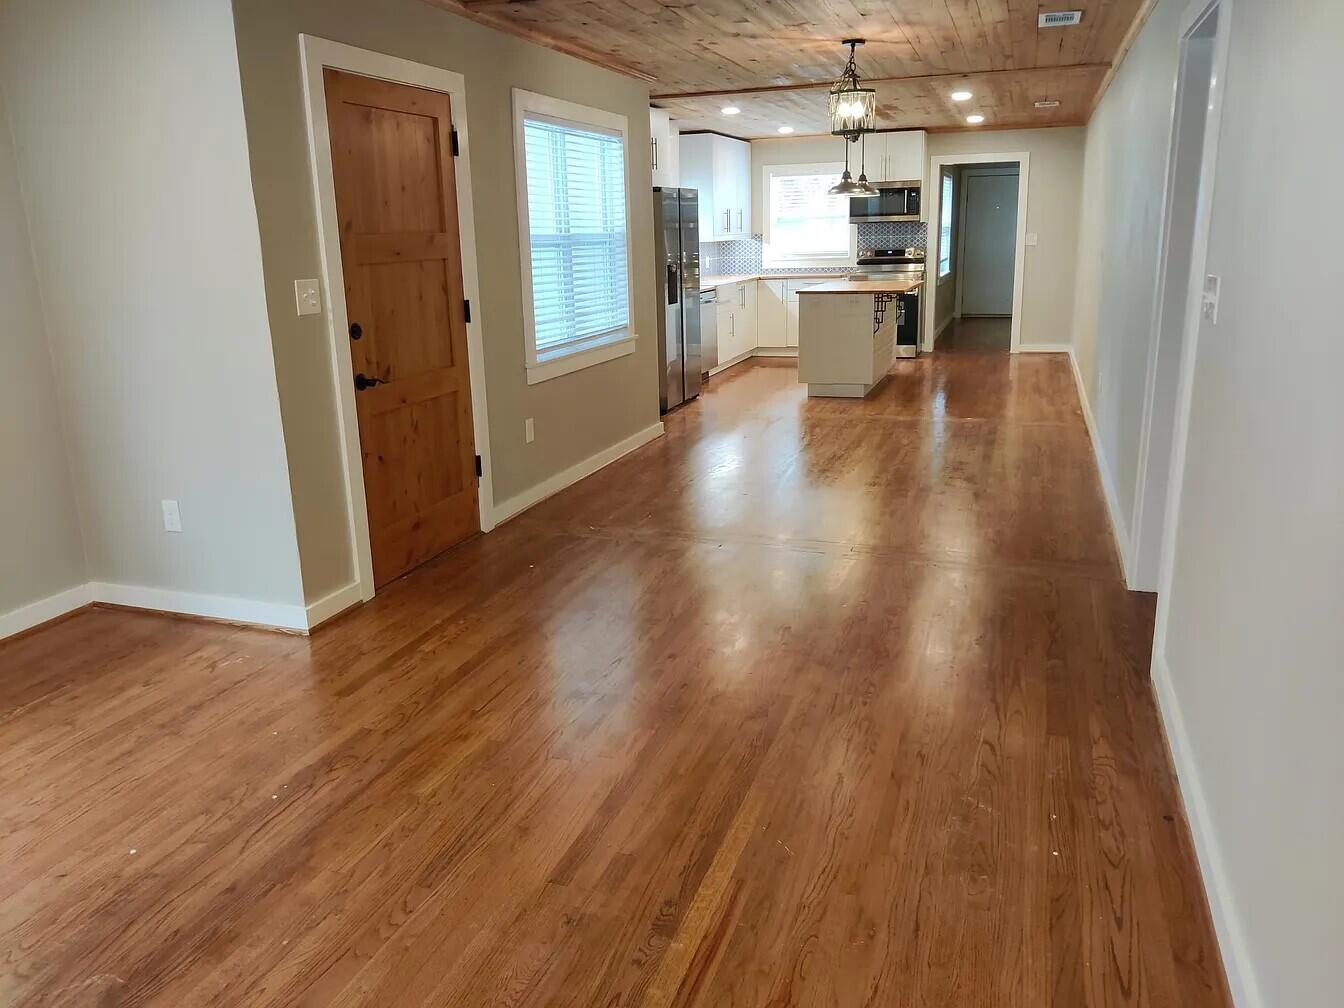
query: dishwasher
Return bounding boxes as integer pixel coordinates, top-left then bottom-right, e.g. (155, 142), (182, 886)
(699, 289), (718, 378)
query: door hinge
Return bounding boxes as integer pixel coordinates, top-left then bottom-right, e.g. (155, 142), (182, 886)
(451, 128), (461, 157)
(474, 454), (483, 479)
(463, 298), (472, 323)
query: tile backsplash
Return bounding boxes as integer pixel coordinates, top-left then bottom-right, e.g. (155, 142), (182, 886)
(701, 221), (927, 276)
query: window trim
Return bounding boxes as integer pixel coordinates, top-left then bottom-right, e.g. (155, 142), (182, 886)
(760, 162), (858, 269)
(512, 89), (636, 385)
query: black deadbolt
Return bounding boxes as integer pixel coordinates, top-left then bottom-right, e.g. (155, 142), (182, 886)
(349, 322), (363, 340)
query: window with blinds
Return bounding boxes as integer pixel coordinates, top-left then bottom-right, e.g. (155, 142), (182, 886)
(761, 162), (851, 267)
(939, 172), (955, 278)
(520, 112), (630, 367)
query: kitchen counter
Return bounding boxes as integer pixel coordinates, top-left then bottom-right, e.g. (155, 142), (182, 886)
(797, 280), (923, 398)
(795, 277), (925, 295)
(699, 271), (843, 291)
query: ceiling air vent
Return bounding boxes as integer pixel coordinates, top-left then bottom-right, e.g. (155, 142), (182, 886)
(1034, 100), (1062, 109)
(1039, 11), (1083, 27)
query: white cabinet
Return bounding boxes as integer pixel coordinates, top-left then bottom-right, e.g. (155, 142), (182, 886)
(757, 280), (787, 347)
(784, 279), (829, 347)
(715, 281), (758, 365)
(866, 130), (927, 187)
(680, 133), (750, 241)
(649, 108), (679, 189)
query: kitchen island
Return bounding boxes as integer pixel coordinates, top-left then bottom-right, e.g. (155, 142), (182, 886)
(797, 278), (924, 398)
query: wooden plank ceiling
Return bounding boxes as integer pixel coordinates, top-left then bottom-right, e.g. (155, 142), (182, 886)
(432, 0), (1149, 136)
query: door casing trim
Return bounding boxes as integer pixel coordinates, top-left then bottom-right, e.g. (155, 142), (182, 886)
(923, 151), (1030, 354)
(299, 35), (496, 603)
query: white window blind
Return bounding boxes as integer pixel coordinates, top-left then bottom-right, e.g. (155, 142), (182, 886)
(938, 172), (954, 278)
(522, 115), (629, 361)
(764, 166), (850, 262)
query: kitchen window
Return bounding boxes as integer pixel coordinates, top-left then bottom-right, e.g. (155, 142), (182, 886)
(513, 89), (634, 384)
(762, 162), (855, 268)
(938, 171), (954, 279)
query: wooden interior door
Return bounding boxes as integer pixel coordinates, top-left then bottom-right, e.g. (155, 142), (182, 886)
(324, 69), (479, 588)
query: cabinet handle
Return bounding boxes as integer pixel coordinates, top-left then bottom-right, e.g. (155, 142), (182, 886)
(736, 209), (744, 233)
(724, 209), (731, 232)
(651, 136), (657, 170)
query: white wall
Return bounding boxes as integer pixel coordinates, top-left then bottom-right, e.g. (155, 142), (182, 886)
(1079, 1), (1344, 1006)
(929, 129), (1085, 348)
(0, 87), (87, 626)
(0, 0), (305, 614)
(1070, 0), (1184, 562)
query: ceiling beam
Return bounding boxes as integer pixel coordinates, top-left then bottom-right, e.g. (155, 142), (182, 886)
(651, 64), (1113, 102)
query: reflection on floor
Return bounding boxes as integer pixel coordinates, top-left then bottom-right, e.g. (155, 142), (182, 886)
(0, 357), (1231, 1007)
(939, 315), (1012, 351)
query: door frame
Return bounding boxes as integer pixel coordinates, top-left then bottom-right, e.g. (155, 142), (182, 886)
(1133, 0), (1232, 594)
(923, 150), (1030, 353)
(299, 35), (495, 603)
(1151, 0), (1233, 649)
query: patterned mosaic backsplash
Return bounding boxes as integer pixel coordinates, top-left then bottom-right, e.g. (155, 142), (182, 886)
(701, 221), (928, 276)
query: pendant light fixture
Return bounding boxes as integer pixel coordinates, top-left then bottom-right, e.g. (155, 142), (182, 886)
(827, 39), (879, 196)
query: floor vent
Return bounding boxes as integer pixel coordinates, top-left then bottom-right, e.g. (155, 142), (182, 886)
(1039, 11), (1083, 27)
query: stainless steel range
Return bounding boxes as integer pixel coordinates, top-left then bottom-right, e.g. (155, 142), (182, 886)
(850, 247), (926, 281)
(851, 248), (925, 358)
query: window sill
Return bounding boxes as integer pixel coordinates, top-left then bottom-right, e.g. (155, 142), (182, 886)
(526, 334), (637, 385)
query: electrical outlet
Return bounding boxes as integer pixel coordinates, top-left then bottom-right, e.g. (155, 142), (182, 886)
(161, 499), (183, 533)
(1025, 233), (1039, 247)
(525, 418), (535, 444)
(294, 279), (322, 317)
(1201, 274), (1221, 323)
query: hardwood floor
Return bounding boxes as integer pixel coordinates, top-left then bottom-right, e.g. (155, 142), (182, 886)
(0, 354), (1231, 1007)
(938, 316), (1013, 351)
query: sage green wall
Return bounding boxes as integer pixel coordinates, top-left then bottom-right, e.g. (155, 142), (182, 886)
(230, 0), (660, 603)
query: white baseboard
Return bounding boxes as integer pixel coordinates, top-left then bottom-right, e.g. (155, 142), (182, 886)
(1150, 653), (1264, 1008)
(0, 583), (94, 641)
(305, 581), (364, 629)
(751, 346), (798, 358)
(1066, 349), (1134, 584)
(491, 421), (665, 527)
(1018, 342), (1072, 353)
(709, 348), (754, 375)
(88, 581), (310, 632)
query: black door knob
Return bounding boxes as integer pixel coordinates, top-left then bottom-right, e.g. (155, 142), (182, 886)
(354, 372), (386, 391)
(349, 322), (363, 340)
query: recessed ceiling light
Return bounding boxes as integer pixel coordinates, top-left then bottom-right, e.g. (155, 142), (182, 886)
(777, 125), (794, 134)
(966, 114), (985, 125)
(951, 90), (973, 102)
(721, 106), (741, 116)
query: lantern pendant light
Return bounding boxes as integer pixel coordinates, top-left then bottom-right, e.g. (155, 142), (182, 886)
(828, 39), (876, 141)
(827, 40), (879, 196)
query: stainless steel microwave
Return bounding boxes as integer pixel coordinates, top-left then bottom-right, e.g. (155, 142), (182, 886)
(849, 182), (921, 223)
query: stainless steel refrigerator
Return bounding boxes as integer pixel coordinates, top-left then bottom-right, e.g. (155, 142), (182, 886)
(653, 187), (702, 412)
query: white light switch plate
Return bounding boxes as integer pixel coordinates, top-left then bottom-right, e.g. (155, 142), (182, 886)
(294, 279), (322, 316)
(1201, 274), (1221, 323)
(1025, 233), (1039, 247)
(161, 499), (183, 533)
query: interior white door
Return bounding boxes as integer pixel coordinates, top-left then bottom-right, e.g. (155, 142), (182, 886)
(959, 172), (1018, 316)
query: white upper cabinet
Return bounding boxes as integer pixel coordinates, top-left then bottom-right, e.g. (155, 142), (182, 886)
(679, 133), (750, 241)
(865, 130), (927, 186)
(649, 108), (679, 189)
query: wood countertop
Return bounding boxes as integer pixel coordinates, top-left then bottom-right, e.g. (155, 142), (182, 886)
(796, 277), (925, 295)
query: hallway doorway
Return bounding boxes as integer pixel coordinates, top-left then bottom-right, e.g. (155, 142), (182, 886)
(924, 151), (1030, 353)
(1133, 0), (1227, 592)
